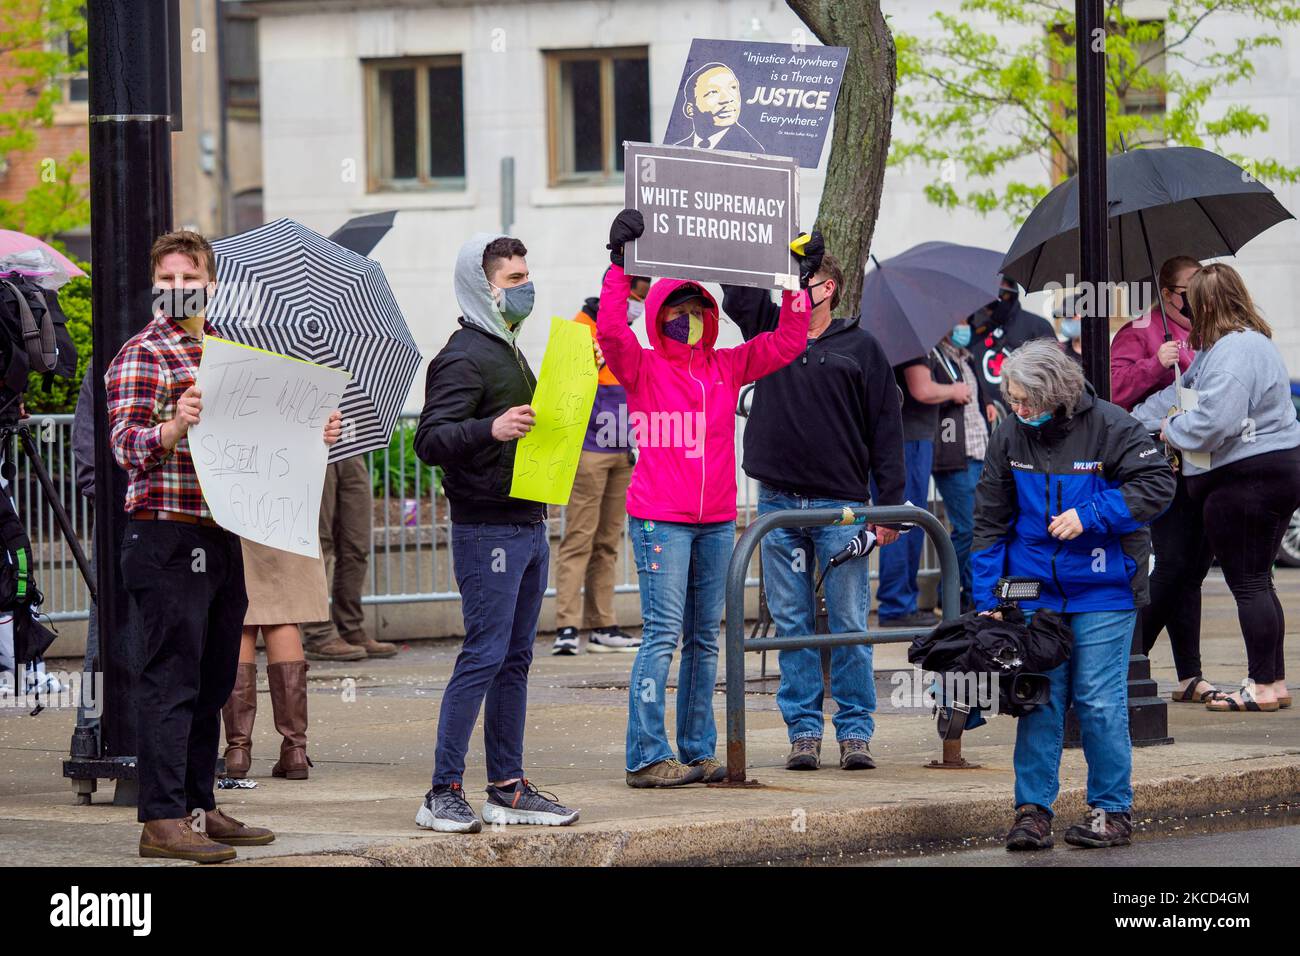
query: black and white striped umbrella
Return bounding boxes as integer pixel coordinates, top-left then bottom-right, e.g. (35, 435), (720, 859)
(208, 217), (420, 462)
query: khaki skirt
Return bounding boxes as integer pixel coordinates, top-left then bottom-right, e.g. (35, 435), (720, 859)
(241, 539), (330, 627)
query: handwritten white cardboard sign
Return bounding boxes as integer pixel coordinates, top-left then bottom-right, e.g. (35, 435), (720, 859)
(190, 336), (351, 557)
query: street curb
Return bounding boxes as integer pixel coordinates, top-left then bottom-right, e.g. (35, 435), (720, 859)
(266, 757), (1300, 867)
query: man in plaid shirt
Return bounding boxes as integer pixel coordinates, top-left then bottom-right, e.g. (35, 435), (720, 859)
(105, 230), (274, 863)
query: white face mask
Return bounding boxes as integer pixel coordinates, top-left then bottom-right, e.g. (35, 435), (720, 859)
(627, 298), (645, 324)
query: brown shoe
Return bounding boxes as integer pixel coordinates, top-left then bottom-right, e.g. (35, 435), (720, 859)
(221, 663), (257, 778)
(201, 807), (276, 846)
(625, 759), (706, 788)
(267, 660), (313, 780)
(139, 817), (236, 864)
(785, 738), (822, 770)
(691, 757), (727, 783)
(304, 636), (365, 662)
(343, 631), (398, 659)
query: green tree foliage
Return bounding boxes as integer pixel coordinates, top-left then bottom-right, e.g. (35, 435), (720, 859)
(894, 0), (1300, 221)
(0, 0), (90, 238)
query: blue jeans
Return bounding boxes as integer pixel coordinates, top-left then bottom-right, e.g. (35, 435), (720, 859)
(434, 522), (548, 786)
(872, 438), (933, 621)
(1013, 609), (1136, 815)
(757, 485), (876, 742)
(932, 458), (983, 609)
(626, 517), (733, 772)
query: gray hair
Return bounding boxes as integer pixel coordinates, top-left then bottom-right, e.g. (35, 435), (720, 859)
(1000, 338), (1086, 417)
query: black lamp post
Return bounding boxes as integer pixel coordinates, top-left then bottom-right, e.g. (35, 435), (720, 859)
(64, 0), (179, 804)
(1066, 0), (1171, 749)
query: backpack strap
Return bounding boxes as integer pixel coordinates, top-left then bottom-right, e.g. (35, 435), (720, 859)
(1, 279), (57, 374)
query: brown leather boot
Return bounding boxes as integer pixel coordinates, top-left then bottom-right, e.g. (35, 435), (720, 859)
(268, 660), (312, 779)
(202, 807), (276, 846)
(139, 817), (236, 863)
(343, 630), (398, 659)
(304, 635), (365, 662)
(221, 662), (257, 778)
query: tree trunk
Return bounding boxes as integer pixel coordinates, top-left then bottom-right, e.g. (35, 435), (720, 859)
(786, 0), (896, 316)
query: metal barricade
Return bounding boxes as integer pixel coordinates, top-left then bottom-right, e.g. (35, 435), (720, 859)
(722, 504), (962, 783)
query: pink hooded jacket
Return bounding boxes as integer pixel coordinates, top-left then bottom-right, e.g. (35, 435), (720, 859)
(597, 264), (809, 524)
(1109, 307), (1195, 412)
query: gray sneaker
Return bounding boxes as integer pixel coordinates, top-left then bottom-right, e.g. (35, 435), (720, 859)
(785, 738), (822, 771)
(587, 627), (641, 653)
(415, 783), (482, 833)
(551, 627), (580, 656)
(839, 738), (876, 770)
(482, 779), (579, 826)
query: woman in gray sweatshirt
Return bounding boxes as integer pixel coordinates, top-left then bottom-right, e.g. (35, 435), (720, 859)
(1133, 264), (1300, 713)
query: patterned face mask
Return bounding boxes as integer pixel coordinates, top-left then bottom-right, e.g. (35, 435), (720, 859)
(661, 310), (704, 345)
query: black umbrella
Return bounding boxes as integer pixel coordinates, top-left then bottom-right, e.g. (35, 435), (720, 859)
(328, 210), (397, 257)
(1001, 146), (1294, 337)
(859, 241), (1006, 366)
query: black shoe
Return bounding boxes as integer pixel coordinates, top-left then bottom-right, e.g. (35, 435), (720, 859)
(878, 611), (936, 629)
(1005, 804), (1053, 851)
(551, 627), (579, 656)
(1063, 809), (1133, 848)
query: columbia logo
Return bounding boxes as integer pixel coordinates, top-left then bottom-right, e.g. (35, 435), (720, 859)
(1009, 459), (1034, 470)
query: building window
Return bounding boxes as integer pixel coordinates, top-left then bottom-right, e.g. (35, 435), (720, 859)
(55, 25), (88, 104)
(364, 56), (466, 191)
(1049, 20), (1166, 181)
(545, 48), (649, 186)
(224, 12), (260, 115)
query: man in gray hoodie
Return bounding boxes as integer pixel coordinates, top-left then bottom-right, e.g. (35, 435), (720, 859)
(413, 234), (580, 832)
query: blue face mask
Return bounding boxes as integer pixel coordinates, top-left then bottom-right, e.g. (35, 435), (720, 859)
(950, 324), (972, 348)
(1016, 410), (1053, 427)
(1060, 318), (1081, 340)
(493, 281), (535, 325)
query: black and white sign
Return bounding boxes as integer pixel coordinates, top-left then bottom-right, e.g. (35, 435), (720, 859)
(623, 141), (800, 290)
(662, 38), (848, 169)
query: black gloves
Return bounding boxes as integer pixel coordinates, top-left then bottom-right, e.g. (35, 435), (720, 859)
(793, 230), (825, 289)
(607, 208), (645, 268)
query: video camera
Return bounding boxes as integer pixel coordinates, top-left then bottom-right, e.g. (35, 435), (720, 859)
(0, 273), (79, 424)
(991, 576), (1051, 712)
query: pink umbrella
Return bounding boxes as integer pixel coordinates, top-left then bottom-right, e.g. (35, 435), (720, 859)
(0, 230), (86, 279)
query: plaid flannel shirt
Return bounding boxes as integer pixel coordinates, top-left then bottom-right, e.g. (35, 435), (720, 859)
(105, 314), (212, 517)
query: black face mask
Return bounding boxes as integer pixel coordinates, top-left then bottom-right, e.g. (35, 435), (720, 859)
(1176, 294), (1194, 323)
(153, 285), (210, 319)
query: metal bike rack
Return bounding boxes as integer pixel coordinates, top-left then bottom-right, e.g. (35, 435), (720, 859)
(722, 504), (962, 784)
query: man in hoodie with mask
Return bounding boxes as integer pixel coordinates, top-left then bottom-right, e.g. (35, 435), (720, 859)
(968, 276), (1057, 419)
(414, 234), (581, 833)
(552, 277), (649, 656)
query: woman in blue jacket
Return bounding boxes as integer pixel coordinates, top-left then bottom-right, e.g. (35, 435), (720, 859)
(972, 339), (1175, 852)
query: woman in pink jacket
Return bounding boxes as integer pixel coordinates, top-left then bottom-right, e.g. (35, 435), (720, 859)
(598, 209), (811, 788)
(1110, 255), (1220, 704)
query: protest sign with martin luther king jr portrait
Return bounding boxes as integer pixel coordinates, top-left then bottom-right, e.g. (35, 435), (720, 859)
(663, 38), (847, 169)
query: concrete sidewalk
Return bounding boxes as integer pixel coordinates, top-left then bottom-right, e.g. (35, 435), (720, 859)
(2, 571), (1297, 866)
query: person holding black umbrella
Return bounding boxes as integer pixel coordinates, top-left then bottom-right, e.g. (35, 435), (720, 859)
(1133, 264), (1300, 714)
(1111, 255), (1217, 704)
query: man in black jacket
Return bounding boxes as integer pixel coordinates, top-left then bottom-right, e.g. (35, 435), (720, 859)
(413, 234), (579, 833)
(722, 246), (906, 772)
(968, 277), (1057, 411)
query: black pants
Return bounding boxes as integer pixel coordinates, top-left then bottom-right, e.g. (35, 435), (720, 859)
(1138, 471), (1214, 680)
(1187, 446), (1300, 685)
(122, 519), (248, 822)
